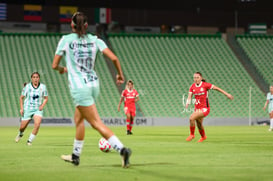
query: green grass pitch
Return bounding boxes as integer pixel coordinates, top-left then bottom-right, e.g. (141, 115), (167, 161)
(1, 125), (273, 181)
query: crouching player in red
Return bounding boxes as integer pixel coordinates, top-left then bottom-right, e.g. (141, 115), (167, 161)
(185, 72), (233, 142)
(118, 80), (139, 135)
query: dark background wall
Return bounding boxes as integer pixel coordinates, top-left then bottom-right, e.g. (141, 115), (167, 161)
(1, 0), (273, 30)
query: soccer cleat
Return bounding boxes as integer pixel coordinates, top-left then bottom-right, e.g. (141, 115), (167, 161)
(186, 135), (195, 141)
(120, 147), (132, 168)
(27, 141), (32, 146)
(15, 135), (23, 143)
(127, 130), (133, 135)
(198, 136), (207, 143)
(61, 154), (80, 166)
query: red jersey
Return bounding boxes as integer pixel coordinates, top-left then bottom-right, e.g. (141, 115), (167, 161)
(189, 81), (213, 109)
(122, 89), (139, 108)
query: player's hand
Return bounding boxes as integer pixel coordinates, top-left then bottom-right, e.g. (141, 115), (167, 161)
(263, 107), (266, 111)
(20, 109), (24, 116)
(39, 105), (43, 111)
(117, 107), (120, 112)
(227, 94), (234, 100)
(116, 74), (124, 85)
(59, 67), (67, 74)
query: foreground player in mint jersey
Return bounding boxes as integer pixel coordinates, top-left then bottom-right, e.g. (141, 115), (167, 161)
(185, 72), (233, 142)
(263, 85), (273, 131)
(15, 72), (48, 146)
(52, 12), (131, 168)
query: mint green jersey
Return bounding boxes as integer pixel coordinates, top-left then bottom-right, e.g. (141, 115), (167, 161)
(267, 92), (273, 113)
(55, 33), (107, 89)
(22, 83), (48, 111)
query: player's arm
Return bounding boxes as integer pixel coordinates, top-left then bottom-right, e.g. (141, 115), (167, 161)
(185, 92), (193, 109)
(102, 48), (124, 85)
(135, 96), (139, 102)
(52, 55), (67, 74)
(19, 95), (25, 116)
(39, 96), (48, 111)
(213, 86), (234, 100)
(263, 100), (269, 111)
(117, 96), (125, 112)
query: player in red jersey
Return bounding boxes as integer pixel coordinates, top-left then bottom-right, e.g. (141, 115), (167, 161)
(118, 80), (139, 135)
(185, 72), (233, 142)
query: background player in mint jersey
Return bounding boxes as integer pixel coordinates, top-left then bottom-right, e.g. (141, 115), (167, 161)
(52, 12), (131, 168)
(15, 72), (48, 146)
(263, 85), (273, 131)
(118, 80), (139, 135)
(185, 72), (233, 142)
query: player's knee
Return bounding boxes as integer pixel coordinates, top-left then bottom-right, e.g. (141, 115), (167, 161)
(189, 116), (195, 122)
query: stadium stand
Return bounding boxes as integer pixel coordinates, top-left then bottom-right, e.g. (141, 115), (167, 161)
(0, 33), (267, 119)
(0, 33), (123, 118)
(109, 34), (266, 118)
(236, 35), (273, 86)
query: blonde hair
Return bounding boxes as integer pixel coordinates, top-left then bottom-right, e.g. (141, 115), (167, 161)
(126, 79), (134, 90)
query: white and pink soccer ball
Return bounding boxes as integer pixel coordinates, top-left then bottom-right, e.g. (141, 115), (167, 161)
(98, 137), (112, 152)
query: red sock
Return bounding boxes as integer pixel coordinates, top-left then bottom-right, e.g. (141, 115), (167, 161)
(190, 126), (195, 135)
(199, 129), (206, 137)
(126, 120), (130, 131)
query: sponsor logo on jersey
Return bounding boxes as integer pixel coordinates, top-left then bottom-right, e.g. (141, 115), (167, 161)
(32, 95), (39, 100)
(69, 42), (94, 49)
(194, 92), (205, 96)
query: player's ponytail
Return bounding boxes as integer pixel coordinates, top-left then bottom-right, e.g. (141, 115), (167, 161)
(195, 72), (206, 82)
(71, 12), (88, 38)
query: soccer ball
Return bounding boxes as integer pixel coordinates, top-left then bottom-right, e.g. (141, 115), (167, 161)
(98, 137), (112, 152)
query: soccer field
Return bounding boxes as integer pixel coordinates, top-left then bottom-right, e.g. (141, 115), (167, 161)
(0, 126), (273, 181)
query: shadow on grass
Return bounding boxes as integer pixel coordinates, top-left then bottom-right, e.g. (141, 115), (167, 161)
(85, 162), (202, 181)
(85, 162), (176, 168)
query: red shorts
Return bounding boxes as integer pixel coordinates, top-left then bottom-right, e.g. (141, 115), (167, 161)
(195, 107), (210, 117)
(124, 106), (136, 117)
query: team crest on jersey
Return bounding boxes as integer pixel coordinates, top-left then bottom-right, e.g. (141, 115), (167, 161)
(202, 108), (208, 112)
(200, 88), (204, 91)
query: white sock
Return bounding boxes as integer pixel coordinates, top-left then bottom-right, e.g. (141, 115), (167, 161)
(270, 119), (273, 128)
(73, 139), (84, 157)
(107, 135), (124, 153)
(28, 133), (36, 142)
